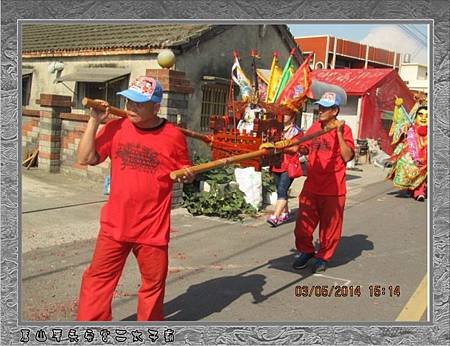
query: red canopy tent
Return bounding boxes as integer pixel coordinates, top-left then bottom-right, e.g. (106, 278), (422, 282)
(310, 68), (415, 154)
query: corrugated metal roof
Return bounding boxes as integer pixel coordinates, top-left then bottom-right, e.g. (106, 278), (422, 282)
(22, 24), (214, 53)
(310, 69), (394, 95)
(22, 68), (34, 75)
(55, 67), (131, 83)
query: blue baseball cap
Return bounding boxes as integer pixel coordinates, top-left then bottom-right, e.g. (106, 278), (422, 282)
(117, 76), (163, 104)
(314, 91), (341, 107)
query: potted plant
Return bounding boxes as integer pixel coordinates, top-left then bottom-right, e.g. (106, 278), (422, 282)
(182, 154), (257, 221)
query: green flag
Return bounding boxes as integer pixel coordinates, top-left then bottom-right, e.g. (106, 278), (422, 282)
(273, 48), (296, 102)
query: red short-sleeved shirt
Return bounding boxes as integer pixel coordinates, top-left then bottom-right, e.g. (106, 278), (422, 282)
(94, 118), (190, 246)
(302, 121), (355, 196)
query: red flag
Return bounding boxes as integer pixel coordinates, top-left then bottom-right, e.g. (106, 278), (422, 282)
(276, 53), (313, 110)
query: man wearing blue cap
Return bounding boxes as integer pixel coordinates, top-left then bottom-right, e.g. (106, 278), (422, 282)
(292, 91), (355, 273)
(76, 76), (194, 321)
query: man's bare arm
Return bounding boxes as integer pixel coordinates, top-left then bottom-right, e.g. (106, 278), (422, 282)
(336, 121), (354, 162)
(76, 101), (110, 165)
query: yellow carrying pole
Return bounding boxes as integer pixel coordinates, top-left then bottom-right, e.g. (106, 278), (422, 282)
(178, 128), (213, 145)
(82, 97), (131, 118)
(83, 97), (214, 145)
(170, 123), (338, 180)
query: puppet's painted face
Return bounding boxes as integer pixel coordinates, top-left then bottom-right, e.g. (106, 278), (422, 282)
(415, 109), (428, 126)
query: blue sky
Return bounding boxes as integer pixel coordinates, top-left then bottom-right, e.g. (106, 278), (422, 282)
(288, 23), (428, 65)
(288, 24), (427, 43)
(289, 24), (381, 41)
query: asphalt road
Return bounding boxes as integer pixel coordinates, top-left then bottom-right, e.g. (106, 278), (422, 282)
(21, 167), (428, 322)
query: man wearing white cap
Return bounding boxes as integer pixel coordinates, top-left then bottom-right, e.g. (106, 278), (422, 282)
(292, 92), (355, 273)
(76, 76), (194, 321)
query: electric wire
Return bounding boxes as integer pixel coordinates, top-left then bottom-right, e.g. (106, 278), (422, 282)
(399, 24), (427, 47)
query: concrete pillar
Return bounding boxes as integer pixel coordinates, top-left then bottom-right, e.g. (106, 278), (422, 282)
(145, 69), (193, 207)
(331, 37), (337, 69)
(37, 94), (72, 173)
(364, 44), (369, 69)
(145, 69), (193, 125)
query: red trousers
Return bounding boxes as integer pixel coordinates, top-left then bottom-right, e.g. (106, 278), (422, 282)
(77, 232), (168, 321)
(411, 181), (426, 199)
(294, 190), (346, 261)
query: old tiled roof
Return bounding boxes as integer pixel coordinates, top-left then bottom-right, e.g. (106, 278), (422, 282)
(22, 24), (215, 53)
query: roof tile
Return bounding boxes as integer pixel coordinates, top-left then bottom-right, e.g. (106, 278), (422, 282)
(22, 24), (214, 53)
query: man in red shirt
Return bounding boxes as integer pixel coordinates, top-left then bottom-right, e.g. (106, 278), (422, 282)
(292, 91), (355, 273)
(76, 76), (194, 321)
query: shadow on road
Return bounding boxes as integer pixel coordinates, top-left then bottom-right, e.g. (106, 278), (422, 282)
(267, 234), (373, 273)
(164, 274), (266, 321)
(330, 234), (374, 268)
(122, 234), (373, 321)
(387, 190), (411, 199)
(123, 274), (266, 321)
(258, 234), (374, 302)
(346, 173), (363, 181)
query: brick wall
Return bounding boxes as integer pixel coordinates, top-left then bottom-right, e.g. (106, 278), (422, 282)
(22, 88), (193, 207)
(145, 69), (193, 125)
(59, 119), (111, 181)
(21, 112), (40, 160)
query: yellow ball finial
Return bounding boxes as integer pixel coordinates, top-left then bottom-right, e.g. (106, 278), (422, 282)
(157, 49), (176, 69)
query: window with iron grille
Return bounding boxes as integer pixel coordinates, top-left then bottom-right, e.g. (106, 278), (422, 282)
(313, 108), (320, 121)
(75, 75), (129, 109)
(200, 83), (229, 132)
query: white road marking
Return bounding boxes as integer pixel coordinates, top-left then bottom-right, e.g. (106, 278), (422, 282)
(313, 273), (352, 285)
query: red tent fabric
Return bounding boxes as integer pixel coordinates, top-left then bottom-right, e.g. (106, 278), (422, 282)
(310, 69), (415, 153)
(311, 69), (393, 95)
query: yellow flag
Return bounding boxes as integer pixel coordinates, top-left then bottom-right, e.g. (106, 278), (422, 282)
(266, 65), (282, 103)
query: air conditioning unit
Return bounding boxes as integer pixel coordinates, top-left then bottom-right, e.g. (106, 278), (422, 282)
(48, 61), (64, 74)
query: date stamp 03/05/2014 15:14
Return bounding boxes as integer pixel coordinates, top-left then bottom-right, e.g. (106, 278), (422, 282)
(294, 285), (401, 298)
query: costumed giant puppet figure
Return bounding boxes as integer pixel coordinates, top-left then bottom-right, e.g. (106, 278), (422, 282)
(387, 97), (428, 201)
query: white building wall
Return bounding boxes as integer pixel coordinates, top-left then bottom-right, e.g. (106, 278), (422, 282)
(399, 64), (418, 81)
(301, 95), (360, 140)
(23, 55), (160, 112)
(399, 63), (429, 94)
(416, 65), (427, 80)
